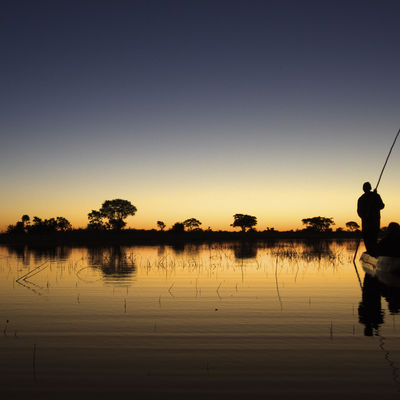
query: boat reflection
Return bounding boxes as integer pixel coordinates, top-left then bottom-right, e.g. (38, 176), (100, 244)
(358, 273), (400, 336)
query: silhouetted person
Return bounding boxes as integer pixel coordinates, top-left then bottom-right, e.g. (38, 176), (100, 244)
(357, 182), (384, 256)
(358, 274), (384, 336)
(378, 222), (400, 257)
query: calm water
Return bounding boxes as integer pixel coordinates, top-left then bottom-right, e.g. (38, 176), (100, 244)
(1, 241), (399, 399)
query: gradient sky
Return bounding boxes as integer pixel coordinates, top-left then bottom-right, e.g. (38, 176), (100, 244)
(1, 0), (400, 231)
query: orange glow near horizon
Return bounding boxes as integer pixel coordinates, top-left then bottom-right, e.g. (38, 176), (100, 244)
(2, 180), (399, 232)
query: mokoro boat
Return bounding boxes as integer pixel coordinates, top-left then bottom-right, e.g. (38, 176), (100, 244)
(360, 252), (400, 287)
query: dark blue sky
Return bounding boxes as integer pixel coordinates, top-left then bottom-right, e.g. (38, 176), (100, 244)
(1, 0), (400, 229)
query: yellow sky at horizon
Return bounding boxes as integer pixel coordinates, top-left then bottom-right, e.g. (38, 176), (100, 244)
(2, 181), (399, 232)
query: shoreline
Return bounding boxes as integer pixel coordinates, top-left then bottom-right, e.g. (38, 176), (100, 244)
(0, 229), (361, 246)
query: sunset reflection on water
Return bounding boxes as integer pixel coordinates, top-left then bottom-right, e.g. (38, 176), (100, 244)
(1, 241), (399, 399)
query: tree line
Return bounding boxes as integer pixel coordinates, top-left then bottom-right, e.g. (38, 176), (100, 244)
(6, 198), (361, 234)
(7, 215), (72, 234)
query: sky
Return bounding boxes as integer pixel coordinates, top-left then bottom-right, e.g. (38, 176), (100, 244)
(1, 0), (400, 231)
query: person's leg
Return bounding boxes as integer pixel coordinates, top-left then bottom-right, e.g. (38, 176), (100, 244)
(364, 228), (379, 256)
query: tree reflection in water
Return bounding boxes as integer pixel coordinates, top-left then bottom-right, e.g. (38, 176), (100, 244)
(7, 245), (72, 265)
(233, 242), (258, 260)
(171, 242), (185, 255)
(270, 240), (339, 264)
(87, 246), (136, 285)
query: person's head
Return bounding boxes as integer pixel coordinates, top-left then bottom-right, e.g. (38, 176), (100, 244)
(387, 222), (400, 235)
(363, 182), (372, 193)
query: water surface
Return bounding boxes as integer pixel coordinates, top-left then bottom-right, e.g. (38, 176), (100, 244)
(1, 241), (399, 399)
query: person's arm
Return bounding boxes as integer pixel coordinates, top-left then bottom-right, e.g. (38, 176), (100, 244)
(357, 197), (364, 218)
(377, 194), (385, 210)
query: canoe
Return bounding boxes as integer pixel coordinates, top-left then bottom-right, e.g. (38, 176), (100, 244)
(360, 252), (400, 287)
(360, 252), (400, 273)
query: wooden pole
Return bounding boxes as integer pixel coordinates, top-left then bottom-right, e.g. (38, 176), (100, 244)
(375, 127), (400, 190)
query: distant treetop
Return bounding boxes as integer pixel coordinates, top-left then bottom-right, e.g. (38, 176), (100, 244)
(170, 222), (185, 233)
(301, 216), (335, 232)
(7, 215), (72, 234)
(157, 221), (166, 231)
(345, 221), (360, 232)
(183, 218), (202, 231)
(231, 214), (257, 232)
(88, 199), (137, 230)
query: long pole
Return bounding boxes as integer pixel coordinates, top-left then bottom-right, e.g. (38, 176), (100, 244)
(375, 127), (400, 190)
(354, 126), (400, 261)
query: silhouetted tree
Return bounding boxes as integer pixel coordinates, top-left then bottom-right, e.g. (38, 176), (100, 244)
(7, 215), (31, 234)
(43, 218), (58, 231)
(183, 218), (202, 231)
(21, 214), (30, 226)
(346, 221), (360, 232)
(7, 222), (24, 234)
(100, 199), (137, 230)
(231, 214), (257, 232)
(87, 210), (106, 230)
(32, 216), (42, 225)
(23, 216), (72, 233)
(157, 221), (166, 231)
(301, 216), (335, 232)
(88, 199), (137, 230)
(56, 217), (72, 231)
(171, 222), (185, 233)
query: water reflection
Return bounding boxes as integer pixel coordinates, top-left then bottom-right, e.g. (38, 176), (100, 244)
(358, 273), (400, 336)
(1, 240), (400, 399)
(270, 239), (341, 264)
(170, 242), (185, 254)
(87, 246), (136, 285)
(157, 245), (166, 256)
(381, 282), (400, 314)
(358, 275), (384, 336)
(233, 242), (258, 260)
(7, 245), (72, 264)
(301, 240), (336, 261)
